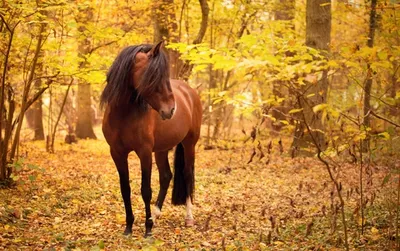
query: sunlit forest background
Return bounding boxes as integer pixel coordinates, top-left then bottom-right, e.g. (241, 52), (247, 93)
(0, 0), (399, 250)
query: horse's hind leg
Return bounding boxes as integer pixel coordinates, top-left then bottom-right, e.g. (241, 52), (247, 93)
(172, 140), (197, 226)
(111, 149), (134, 235)
(181, 142), (196, 227)
(153, 151), (172, 221)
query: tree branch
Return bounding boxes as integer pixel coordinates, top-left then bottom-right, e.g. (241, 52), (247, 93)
(192, 0), (209, 44)
(89, 40), (118, 54)
(0, 13), (11, 32)
(369, 110), (400, 128)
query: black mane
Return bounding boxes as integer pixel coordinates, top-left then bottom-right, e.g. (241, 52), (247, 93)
(100, 44), (169, 109)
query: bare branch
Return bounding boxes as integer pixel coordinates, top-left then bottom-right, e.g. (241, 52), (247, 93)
(369, 110), (400, 128)
(89, 40), (118, 54)
(0, 13), (11, 32)
(193, 0), (209, 44)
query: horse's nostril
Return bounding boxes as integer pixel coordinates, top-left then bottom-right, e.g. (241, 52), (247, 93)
(171, 108), (175, 115)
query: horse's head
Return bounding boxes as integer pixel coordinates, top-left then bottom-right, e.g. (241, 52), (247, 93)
(133, 41), (175, 120)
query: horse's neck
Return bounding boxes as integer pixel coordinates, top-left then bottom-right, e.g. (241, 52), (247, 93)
(110, 102), (149, 117)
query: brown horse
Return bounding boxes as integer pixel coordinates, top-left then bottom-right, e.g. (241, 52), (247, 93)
(100, 42), (202, 237)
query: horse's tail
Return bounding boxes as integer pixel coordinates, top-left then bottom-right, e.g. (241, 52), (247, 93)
(172, 143), (190, 205)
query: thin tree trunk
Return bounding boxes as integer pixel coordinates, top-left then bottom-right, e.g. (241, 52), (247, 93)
(179, 0), (209, 80)
(10, 20), (46, 163)
(362, 0), (377, 151)
(32, 75), (45, 140)
(205, 0), (215, 148)
(50, 78), (73, 152)
(30, 3), (47, 141)
(0, 21), (16, 181)
(271, 0), (295, 132)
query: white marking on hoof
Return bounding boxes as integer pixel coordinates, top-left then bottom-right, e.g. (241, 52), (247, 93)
(185, 197), (194, 227)
(152, 206), (161, 223)
(185, 218), (195, 227)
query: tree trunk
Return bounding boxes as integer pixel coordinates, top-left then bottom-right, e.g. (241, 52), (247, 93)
(75, 6), (96, 139)
(32, 74), (45, 140)
(178, 0), (209, 80)
(31, 3), (50, 141)
(152, 0), (209, 80)
(291, 0), (331, 156)
(362, 0), (377, 151)
(152, 0), (179, 78)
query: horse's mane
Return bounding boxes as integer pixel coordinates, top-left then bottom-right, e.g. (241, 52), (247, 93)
(100, 44), (169, 109)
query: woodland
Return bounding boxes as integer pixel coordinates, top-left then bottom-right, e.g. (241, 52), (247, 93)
(0, 0), (399, 250)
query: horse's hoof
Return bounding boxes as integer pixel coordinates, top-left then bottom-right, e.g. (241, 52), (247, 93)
(123, 229), (132, 236)
(185, 218), (194, 227)
(144, 231), (153, 238)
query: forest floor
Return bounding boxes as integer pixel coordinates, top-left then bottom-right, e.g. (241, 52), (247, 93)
(0, 132), (396, 250)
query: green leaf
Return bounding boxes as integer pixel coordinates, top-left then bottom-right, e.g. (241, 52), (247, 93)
(98, 240), (105, 249)
(382, 173), (391, 186)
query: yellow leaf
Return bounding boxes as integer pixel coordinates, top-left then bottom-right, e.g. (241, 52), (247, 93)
(81, 229), (92, 235)
(371, 227), (379, 234)
(142, 246), (157, 251)
(313, 104), (328, 113)
(116, 213), (125, 224)
(54, 217), (62, 224)
(72, 199), (81, 204)
(378, 132), (390, 140)
(370, 227), (381, 241)
(274, 241), (284, 246)
(357, 217), (366, 226)
(288, 108), (303, 114)
(43, 188), (52, 193)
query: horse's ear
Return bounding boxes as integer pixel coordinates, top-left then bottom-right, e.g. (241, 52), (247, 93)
(148, 41), (164, 57)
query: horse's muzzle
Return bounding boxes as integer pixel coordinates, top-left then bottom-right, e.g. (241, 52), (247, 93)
(160, 107), (175, 120)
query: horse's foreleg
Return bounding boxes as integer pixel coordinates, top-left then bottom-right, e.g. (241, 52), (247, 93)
(154, 151), (172, 221)
(111, 149), (134, 235)
(138, 150), (153, 237)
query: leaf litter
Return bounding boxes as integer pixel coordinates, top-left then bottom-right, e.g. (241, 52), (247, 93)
(0, 138), (391, 250)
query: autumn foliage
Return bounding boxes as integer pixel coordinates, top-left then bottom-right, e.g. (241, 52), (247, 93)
(0, 0), (399, 250)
